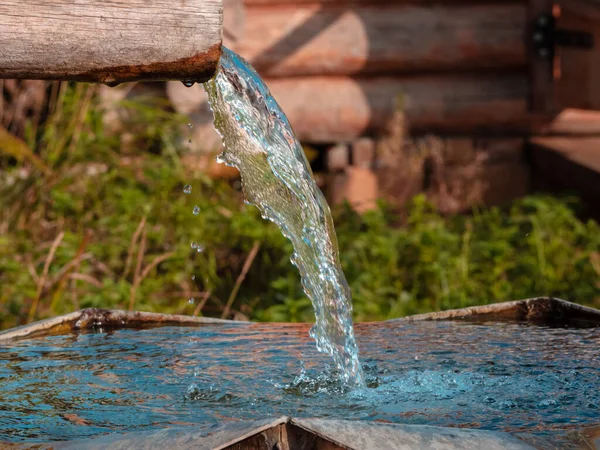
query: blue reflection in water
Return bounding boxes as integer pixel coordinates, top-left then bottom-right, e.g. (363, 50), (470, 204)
(0, 321), (598, 444)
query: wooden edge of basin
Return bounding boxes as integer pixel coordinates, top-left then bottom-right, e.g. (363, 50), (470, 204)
(39, 417), (543, 450)
(9, 416), (599, 449)
(2, 297), (598, 342)
(395, 297), (600, 325)
(0, 308), (244, 342)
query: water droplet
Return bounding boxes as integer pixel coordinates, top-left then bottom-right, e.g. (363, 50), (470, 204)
(183, 80), (195, 88)
(539, 398), (558, 407)
(188, 122), (193, 129)
(191, 242), (198, 249)
(193, 206), (201, 215)
(183, 184), (192, 194)
(187, 383), (199, 396)
(196, 244), (205, 253)
(191, 274), (196, 281)
(189, 297), (195, 304)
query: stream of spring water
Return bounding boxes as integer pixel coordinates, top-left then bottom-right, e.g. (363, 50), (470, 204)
(202, 47), (365, 386)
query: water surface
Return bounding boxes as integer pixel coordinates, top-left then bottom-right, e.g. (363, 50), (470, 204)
(1, 321), (598, 446)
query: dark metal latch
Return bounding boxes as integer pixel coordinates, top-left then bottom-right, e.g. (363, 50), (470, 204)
(532, 13), (594, 60)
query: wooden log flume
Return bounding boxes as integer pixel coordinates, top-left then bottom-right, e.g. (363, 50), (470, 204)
(0, 0), (223, 84)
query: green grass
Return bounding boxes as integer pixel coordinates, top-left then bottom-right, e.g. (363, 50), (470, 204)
(0, 83), (598, 329)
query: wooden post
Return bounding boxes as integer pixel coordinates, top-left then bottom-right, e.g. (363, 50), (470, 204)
(0, 0), (223, 85)
(528, 0), (555, 113)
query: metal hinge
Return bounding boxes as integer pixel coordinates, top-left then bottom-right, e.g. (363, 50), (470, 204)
(532, 13), (594, 60)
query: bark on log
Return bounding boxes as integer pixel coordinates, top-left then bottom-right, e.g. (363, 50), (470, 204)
(235, 4), (526, 76)
(0, 0), (223, 84)
(265, 75), (529, 142)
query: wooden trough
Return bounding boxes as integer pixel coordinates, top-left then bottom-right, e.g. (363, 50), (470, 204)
(2, 297), (600, 449)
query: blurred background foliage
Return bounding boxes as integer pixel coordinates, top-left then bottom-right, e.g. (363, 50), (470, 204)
(0, 82), (598, 329)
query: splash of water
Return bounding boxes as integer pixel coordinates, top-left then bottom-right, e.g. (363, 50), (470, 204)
(203, 47), (364, 386)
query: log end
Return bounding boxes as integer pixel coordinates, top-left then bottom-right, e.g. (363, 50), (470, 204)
(75, 44), (222, 86)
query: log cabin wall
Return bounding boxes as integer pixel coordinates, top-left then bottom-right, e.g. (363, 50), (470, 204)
(166, 0), (535, 211)
(226, 0), (530, 142)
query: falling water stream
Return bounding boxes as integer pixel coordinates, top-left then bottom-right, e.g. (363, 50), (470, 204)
(203, 47), (364, 386)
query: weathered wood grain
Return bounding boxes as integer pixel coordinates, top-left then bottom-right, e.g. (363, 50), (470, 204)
(265, 75), (529, 142)
(245, 0), (523, 5)
(234, 4), (526, 76)
(0, 0), (223, 84)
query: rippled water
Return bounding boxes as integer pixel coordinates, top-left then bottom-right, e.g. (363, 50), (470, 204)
(1, 321), (599, 445)
(203, 47), (363, 385)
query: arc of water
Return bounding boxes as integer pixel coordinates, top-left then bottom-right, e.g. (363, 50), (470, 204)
(203, 47), (364, 386)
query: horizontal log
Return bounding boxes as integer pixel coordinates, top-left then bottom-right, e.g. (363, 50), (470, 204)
(0, 0), (222, 84)
(245, 0), (523, 5)
(234, 4), (526, 76)
(265, 75), (529, 142)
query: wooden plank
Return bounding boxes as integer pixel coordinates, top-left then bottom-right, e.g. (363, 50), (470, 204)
(0, 0), (222, 84)
(266, 74), (529, 143)
(234, 4), (526, 76)
(556, 8), (600, 111)
(540, 108), (600, 135)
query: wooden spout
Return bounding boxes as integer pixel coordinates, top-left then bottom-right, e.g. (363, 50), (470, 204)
(0, 0), (223, 85)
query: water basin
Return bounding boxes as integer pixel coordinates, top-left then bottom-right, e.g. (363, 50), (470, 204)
(0, 298), (599, 449)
